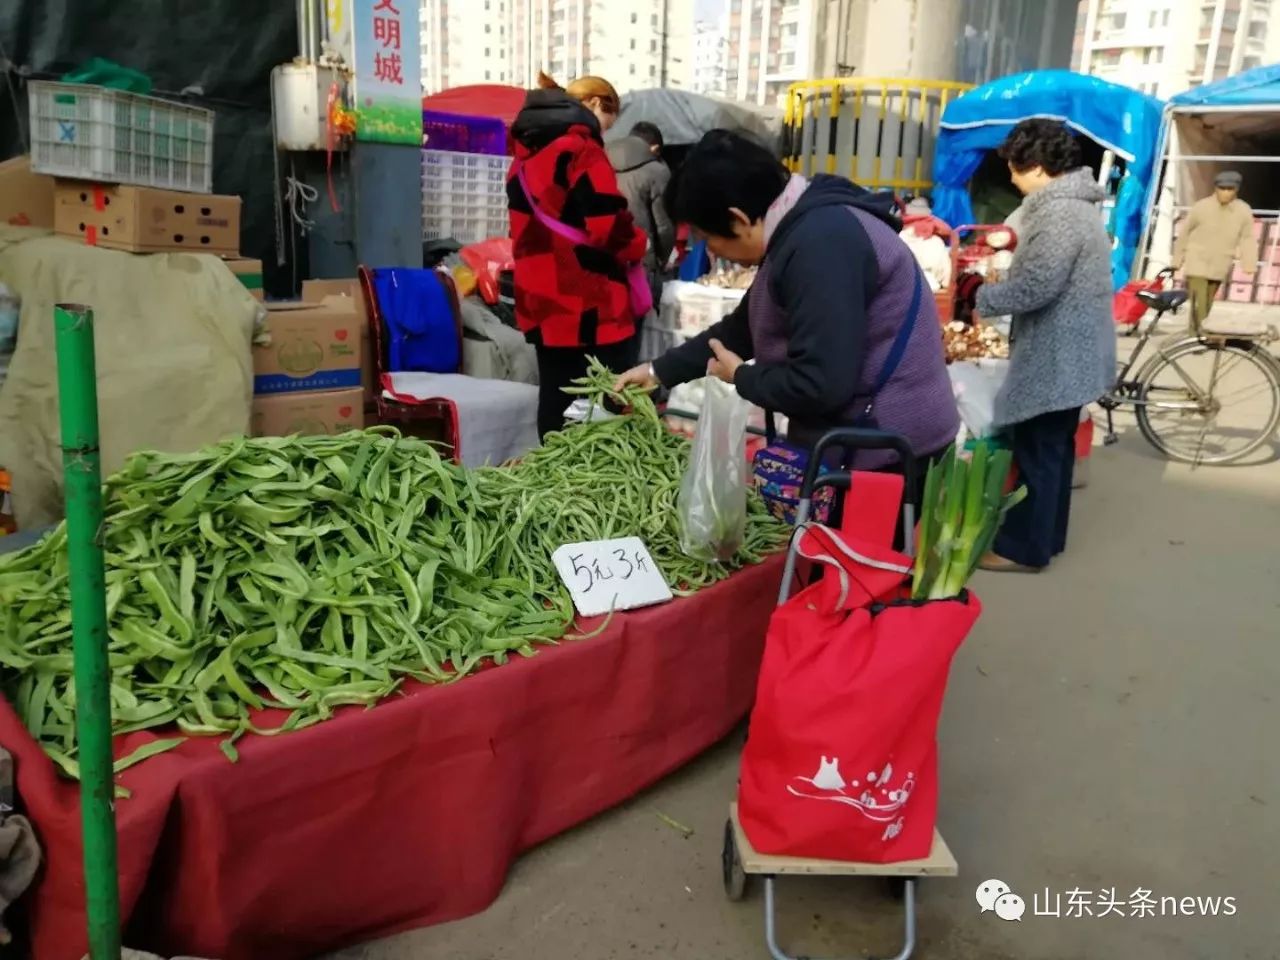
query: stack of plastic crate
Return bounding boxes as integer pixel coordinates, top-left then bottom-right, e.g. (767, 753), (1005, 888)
(421, 110), (510, 245)
(28, 81), (214, 193)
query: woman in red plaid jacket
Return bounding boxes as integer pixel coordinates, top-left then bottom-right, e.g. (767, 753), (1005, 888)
(508, 73), (649, 439)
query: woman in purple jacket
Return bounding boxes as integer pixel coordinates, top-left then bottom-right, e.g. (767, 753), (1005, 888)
(614, 130), (958, 492)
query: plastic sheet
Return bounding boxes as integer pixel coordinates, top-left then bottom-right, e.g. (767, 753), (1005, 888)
(604, 89), (783, 149)
(948, 359), (1010, 439)
(931, 70), (1163, 288)
(679, 377), (751, 562)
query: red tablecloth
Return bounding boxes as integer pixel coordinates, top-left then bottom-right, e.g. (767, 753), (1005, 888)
(3, 556), (783, 960)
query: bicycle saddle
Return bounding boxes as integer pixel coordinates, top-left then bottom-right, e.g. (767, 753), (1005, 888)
(1137, 288), (1189, 312)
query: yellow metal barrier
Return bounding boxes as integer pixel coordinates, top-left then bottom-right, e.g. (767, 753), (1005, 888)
(784, 78), (974, 193)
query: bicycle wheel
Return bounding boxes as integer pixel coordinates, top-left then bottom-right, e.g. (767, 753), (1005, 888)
(1135, 339), (1280, 464)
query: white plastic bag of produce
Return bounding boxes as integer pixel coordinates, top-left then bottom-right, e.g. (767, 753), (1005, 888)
(678, 376), (751, 562)
(947, 359), (1009, 439)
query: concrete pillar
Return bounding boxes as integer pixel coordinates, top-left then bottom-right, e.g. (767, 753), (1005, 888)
(304, 142), (424, 280)
(854, 0), (962, 80)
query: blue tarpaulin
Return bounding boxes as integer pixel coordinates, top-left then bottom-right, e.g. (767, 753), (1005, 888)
(931, 70), (1164, 287)
(1169, 62), (1280, 107)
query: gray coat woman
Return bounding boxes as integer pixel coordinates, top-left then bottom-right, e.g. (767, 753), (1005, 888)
(606, 127), (675, 297)
(974, 120), (1115, 573)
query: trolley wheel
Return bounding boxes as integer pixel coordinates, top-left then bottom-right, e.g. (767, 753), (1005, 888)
(722, 819), (747, 901)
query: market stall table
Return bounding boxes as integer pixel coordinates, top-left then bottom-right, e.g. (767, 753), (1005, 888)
(1, 554), (784, 960)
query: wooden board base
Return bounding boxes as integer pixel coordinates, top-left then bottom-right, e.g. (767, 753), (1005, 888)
(730, 804), (959, 878)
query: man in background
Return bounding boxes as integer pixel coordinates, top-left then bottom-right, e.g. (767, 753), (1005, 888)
(606, 121), (675, 307)
(1173, 171), (1258, 335)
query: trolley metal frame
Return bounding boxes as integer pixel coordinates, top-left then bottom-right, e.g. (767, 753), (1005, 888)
(722, 428), (959, 960)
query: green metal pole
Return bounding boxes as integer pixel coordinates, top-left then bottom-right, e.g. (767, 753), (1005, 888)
(54, 303), (121, 960)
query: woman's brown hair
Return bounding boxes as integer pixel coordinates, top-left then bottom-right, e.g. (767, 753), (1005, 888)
(537, 71), (619, 115)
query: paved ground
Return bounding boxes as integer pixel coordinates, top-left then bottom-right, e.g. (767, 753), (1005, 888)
(334, 386), (1280, 960)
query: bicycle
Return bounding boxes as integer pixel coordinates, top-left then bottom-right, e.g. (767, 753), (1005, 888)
(1099, 284), (1280, 465)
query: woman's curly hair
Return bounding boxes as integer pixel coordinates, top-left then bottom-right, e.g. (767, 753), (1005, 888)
(998, 118), (1082, 175)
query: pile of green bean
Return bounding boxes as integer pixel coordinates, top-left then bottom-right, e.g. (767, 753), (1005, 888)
(474, 359), (787, 595)
(0, 361), (786, 777)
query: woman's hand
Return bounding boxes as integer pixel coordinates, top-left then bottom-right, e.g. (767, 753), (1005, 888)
(706, 338), (744, 384)
(613, 363), (659, 393)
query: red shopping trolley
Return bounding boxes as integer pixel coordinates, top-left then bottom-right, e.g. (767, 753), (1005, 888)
(724, 429), (968, 960)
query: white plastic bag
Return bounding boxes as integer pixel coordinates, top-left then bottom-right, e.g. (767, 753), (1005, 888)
(563, 396), (619, 424)
(947, 359), (1010, 439)
(678, 377), (751, 562)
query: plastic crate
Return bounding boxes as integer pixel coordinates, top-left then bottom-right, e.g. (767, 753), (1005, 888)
(422, 150), (508, 183)
(423, 210), (509, 245)
(29, 81), (214, 193)
(422, 109), (508, 155)
(422, 150), (509, 244)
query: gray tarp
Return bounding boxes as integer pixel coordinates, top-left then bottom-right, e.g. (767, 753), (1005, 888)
(459, 298), (538, 386)
(606, 89), (784, 150)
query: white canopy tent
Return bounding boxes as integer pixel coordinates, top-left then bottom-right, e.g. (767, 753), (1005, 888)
(1138, 64), (1280, 300)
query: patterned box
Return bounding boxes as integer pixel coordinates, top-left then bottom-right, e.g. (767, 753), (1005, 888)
(752, 444), (834, 525)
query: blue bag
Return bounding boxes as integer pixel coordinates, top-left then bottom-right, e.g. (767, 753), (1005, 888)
(373, 268), (460, 374)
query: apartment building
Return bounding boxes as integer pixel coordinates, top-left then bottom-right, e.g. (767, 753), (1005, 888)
(1074, 0), (1280, 98)
(419, 0), (695, 94)
(724, 0), (815, 105)
(691, 18), (730, 96)
(726, 0), (1077, 106)
(419, 0), (515, 91)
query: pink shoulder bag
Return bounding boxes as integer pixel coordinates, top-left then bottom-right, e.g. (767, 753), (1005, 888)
(516, 166), (654, 318)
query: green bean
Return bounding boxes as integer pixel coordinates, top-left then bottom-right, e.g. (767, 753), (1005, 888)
(112, 737), (186, 773)
(0, 359), (786, 788)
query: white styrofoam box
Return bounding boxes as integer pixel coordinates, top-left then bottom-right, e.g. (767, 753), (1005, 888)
(29, 81), (214, 193)
(658, 281), (748, 338)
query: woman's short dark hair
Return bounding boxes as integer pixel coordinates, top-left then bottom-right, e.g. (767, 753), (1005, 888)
(630, 121), (664, 150)
(665, 129), (790, 236)
(997, 118), (1082, 175)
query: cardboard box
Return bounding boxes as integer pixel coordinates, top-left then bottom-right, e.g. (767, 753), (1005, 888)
(1226, 282), (1255, 303)
(254, 296), (362, 394)
(301, 277), (376, 404)
(54, 181), (241, 255)
(0, 156), (55, 228)
(225, 257), (264, 300)
(302, 278), (361, 301)
(251, 388), (364, 437)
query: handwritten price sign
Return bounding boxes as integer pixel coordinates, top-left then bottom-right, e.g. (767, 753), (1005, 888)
(551, 537), (673, 618)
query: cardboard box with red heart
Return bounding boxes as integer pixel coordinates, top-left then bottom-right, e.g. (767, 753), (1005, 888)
(251, 388), (365, 438)
(301, 278), (376, 405)
(253, 296), (363, 395)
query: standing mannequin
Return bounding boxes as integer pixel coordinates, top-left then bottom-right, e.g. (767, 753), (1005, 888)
(1173, 171), (1257, 335)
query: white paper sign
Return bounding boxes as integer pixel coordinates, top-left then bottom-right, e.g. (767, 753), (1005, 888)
(551, 537), (673, 618)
